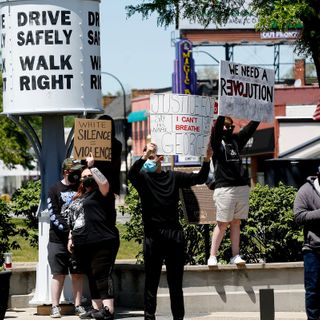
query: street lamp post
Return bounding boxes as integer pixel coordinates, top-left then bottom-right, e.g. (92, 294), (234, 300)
(194, 50), (220, 64)
(101, 71), (128, 185)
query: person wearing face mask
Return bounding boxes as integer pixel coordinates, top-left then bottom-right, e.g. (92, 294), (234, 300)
(207, 116), (260, 267)
(128, 142), (212, 320)
(294, 166), (320, 320)
(47, 158), (86, 318)
(66, 153), (119, 320)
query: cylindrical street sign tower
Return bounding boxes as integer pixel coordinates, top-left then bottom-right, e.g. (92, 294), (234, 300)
(0, 0), (102, 308)
(0, 0), (102, 114)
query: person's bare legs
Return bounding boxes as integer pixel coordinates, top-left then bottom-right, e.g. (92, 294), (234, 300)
(51, 274), (65, 306)
(103, 299), (114, 314)
(230, 219), (241, 257)
(92, 299), (103, 310)
(71, 273), (83, 307)
(210, 221), (229, 256)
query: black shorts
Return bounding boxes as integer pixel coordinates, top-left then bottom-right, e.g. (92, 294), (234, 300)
(47, 241), (83, 275)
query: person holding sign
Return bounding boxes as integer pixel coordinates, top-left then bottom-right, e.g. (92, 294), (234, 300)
(207, 116), (260, 267)
(96, 114), (122, 196)
(66, 153), (119, 320)
(128, 142), (212, 320)
(47, 158), (86, 318)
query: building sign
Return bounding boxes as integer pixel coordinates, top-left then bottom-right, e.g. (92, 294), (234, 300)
(172, 39), (197, 95)
(150, 93), (215, 156)
(74, 118), (111, 161)
(0, 0), (102, 114)
(179, 15), (258, 30)
(219, 60), (274, 122)
(260, 30), (300, 40)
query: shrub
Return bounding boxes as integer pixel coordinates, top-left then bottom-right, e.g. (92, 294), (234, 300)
(241, 182), (303, 263)
(119, 183), (144, 262)
(122, 182), (303, 264)
(10, 179), (41, 247)
(0, 199), (21, 266)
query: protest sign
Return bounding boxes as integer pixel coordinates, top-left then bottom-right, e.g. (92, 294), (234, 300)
(219, 60), (274, 122)
(74, 118), (112, 161)
(178, 167), (216, 224)
(150, 93), (215, 156)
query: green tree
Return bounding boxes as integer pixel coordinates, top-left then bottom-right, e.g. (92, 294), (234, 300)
(10, 179), (41, 247)
(0, 75), (37, 169)
(0, 199), (21, 266)
(126, 0), (320, 86)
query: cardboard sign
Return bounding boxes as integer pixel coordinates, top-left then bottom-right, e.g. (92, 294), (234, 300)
(74, 119), (112, 161)
(219, 60), (275, 123)
(178, 167), (216, 225)
(150, 93), (215, 156)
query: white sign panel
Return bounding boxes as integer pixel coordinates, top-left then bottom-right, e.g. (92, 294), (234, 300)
(260, 30), (300, 40)
(150, 93), (215, 157)
(218, 60), (275, 123)
(0, 0), (102, 114)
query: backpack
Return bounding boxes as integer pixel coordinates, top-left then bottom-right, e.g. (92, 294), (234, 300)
(205, 159), (215, 190)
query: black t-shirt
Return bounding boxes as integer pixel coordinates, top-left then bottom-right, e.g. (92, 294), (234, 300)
(211, 116), (260, 188)
(67, 189), (119, 246)
(47, 181), (78, 243)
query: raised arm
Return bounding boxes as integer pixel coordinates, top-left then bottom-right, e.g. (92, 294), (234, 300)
(211, 116), (224, 152)
(237, 121), (260, 150)
(86, 153), (109, 196)
(128, 142), (157, 187)
(175, 143), (212, 187)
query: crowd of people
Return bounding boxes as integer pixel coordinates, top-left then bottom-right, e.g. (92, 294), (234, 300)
(46, 114), (315, 320)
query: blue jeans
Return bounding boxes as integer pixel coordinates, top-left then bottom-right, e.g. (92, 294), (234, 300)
(304, 251), (320, 320)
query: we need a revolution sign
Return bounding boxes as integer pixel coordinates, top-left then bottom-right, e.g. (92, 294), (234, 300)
(219, 60), (275, 122)
(150, 93), (215, 157)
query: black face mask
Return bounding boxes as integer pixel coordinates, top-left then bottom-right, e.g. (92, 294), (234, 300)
(68, 170), (82, 184)
(223, 126), (234, 139)
(82, 176), (97, 189)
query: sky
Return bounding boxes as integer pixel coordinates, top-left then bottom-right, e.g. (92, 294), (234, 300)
(100, 1), (309, 96)
(100, 1), (175, 95)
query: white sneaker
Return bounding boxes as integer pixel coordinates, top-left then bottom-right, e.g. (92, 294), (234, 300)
(230, 254), (246, 265)
(50, 305), (61, 318)
(207, 256), (218, 266)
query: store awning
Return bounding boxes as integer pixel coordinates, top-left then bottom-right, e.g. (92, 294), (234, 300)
(128, 110), (148, 123)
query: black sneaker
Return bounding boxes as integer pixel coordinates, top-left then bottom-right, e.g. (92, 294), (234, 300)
(92, 306), (114, 320)
(79, 307), (99, 319)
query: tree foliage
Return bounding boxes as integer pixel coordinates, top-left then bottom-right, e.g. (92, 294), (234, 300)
(0, 75), (37, 169)
(0, 200), (24, 266)
(121, 182), (303, 265)
(126, 0), (320, 86)
(10, 179), (41, 247)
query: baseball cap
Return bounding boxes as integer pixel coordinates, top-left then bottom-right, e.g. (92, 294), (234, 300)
(62, 158), (84, 171)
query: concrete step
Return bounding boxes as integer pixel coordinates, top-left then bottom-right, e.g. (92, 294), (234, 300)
(8, 293), (34, 309)
(5, 308), (307, 320)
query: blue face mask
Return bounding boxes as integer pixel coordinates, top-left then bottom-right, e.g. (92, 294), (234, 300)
(142, 159), (158, 173)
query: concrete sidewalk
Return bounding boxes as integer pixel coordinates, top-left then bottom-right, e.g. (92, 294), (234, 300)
(5, 308), (307, 319)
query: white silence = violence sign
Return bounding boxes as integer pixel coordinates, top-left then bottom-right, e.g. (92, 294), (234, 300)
(73, 118), (112, 161)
